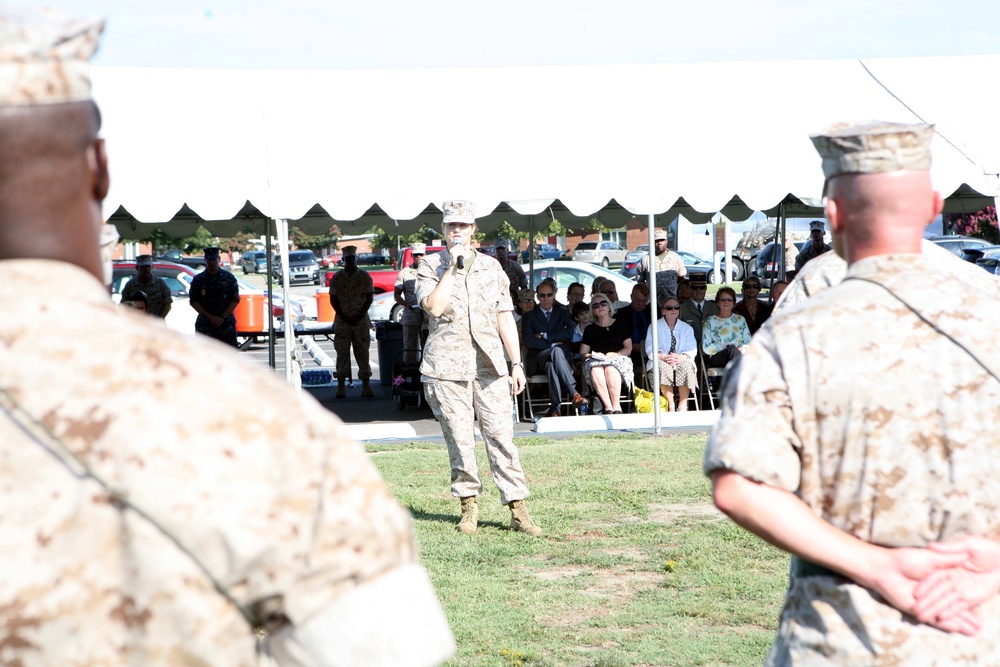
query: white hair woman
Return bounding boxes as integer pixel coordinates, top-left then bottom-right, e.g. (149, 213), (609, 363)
(645, 297), (698, 411)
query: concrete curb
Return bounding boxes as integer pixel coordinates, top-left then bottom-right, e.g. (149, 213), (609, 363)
(532, 410), (719, 434)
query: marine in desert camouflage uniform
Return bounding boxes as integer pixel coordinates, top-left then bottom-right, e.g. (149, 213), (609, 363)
(329, 245), (374, 397)
(121, 254), (172, 317)
(395, 241), (426, 361)
(706, 121), (1000, 664)
(0, 10), (454, 666)
(417, 200), (542, 537)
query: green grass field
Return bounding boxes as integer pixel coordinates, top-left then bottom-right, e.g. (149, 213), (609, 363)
(369, 433), (789, 667)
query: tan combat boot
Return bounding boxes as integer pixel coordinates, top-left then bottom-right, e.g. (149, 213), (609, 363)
(361, 380), (375, 398)
(508, 499), (543, 537)
(456, 496), (479, 534)
(336, 380), (346, 399)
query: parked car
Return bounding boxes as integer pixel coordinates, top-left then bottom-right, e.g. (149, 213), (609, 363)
(567, 240), (626, 268)
(926, 235), (994, 259)
(356, 252), (391, 266)
(111, 260), (315, 335)
(960, 244), (1000, 264)
(240, 250), (270, 274)
(272, 249), (321, 285)
(367, 291), (404, 324)
(520, 260), (636, 305)
(155, 248), (208, 271)
(972, 247), (1000, 273)
(398, 245), (446, 271)
(320, 254), (341, 268)
(752, 241), (806, 287)
(519, 243), (563, 263)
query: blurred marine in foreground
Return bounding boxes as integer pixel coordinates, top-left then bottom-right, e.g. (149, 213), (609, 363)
(706, 120), (1000, 664)
(0, 8), (454, 666)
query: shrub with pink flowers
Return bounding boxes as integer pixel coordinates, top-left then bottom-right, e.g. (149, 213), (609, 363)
(944, 205), (999, 244)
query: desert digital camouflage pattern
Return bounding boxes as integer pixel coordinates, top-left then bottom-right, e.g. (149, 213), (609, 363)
(122, 274), (172, 318)
(811, 121), (936, 179)
(636, 249), (686, 284)
(0, 9), (103, 107)
(776, 238), (1000, 312)
(416, 250), (529, 504)
(329, 268), (373, 381)
(705, 253), (1000, 664)
(416, 250), (512, 381)
(0, 260), (454, 666)
(396, 265), (424, 357)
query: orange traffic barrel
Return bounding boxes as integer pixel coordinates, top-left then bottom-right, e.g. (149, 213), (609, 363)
(234, 294), (266, 332)
(316, 291), (335, 322)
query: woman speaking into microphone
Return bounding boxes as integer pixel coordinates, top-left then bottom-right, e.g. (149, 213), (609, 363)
(415, 200), (544, 538)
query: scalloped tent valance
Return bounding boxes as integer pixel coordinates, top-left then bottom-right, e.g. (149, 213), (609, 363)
(97, 56), (999, 238)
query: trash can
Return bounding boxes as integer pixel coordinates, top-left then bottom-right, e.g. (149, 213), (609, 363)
(234, 294), (266, 332)
(315, 291), (335, 322)
(375, 321), (405, 386)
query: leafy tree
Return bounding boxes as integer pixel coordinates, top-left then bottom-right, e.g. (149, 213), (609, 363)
(289, 226), (339, 254)
(945, 206), (999, 244)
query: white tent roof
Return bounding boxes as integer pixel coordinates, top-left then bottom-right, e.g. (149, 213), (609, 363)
(96, 56), (1000, 238)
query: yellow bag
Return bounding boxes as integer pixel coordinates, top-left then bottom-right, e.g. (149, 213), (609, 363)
(634, 387), (670, 413)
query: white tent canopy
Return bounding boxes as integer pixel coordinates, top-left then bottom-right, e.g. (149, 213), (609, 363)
(97, 55), (1000, 239)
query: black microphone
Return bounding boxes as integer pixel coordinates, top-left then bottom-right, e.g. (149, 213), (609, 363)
(453, 238), (465, 269)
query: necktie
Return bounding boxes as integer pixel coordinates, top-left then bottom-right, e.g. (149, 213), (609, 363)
(544, 310), (550, 321)
(669, 332), (677, 354)
(697, 302), (702, 316)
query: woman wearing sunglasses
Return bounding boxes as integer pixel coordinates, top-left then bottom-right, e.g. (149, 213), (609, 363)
(579, 296), (633, 414)
(703, 286), (751, 369)
(645, 297), (698, 411)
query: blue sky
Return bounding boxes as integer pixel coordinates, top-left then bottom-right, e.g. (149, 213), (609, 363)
(38, 0), (1000, 70)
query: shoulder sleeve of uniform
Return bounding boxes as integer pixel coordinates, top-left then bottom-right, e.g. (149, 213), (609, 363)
(414, 257), (440, 304)
(704, 328), (802, 491)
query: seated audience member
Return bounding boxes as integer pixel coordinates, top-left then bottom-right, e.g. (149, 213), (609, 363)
(567, 282), (586, 309)
(515, 287), (535, 342)
(570, 301), (590, 356)
(580, 295), (633, 414)
(676, 278), (692, 304)
(538, 277), (565, 308)
(617, 283), (654, 387)
(121, 290), (149, 314)
(522, 282), (585, 417)
(733, 278), (772, 335)
(646, 297), (698, 411)
(597, 279), (629, 311)
(770, 280), (789, 306)
(680, 279), (717, 348)
(589, 275), (605, 297)
(702, 286), (751, 369)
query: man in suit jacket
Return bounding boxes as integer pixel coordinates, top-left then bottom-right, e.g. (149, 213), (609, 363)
(522, 285), (586, 417)
(680, 279), (719, 349)
(615, 283), (655, 387)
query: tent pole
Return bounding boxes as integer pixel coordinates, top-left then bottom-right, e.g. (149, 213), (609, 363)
(724, 216), (733, 283)
(528, 216), (535, 287)
(276, 218), (296, 386)
(777, 202), (786, 283)
(647, 214), (661, 434)
(266, 219), (276, 368)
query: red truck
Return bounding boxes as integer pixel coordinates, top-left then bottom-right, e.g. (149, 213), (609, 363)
(323, 245), (446, 293)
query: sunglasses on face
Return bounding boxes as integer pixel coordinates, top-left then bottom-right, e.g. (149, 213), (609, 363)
(537, 292), (554, 298)
(662, 305), (680, 310)
(591, 302), (609, 309)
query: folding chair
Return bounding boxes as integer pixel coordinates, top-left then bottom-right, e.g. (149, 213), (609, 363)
(698, 349), (726, 411)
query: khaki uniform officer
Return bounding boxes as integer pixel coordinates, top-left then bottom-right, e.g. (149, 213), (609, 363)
(395, 241), (426, 361)
(417, 199), (543, 537)
(706, 121), (1000, 664)
(0, 9), (454, 666)
(636, 227), (687, 285)
(329, 245), (374, 398)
